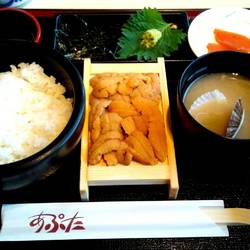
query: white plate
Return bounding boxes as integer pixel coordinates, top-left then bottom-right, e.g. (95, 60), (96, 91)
(188, 8), (250, 57)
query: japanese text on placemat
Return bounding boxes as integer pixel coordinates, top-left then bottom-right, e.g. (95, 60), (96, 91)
(29, 211), (85, 233)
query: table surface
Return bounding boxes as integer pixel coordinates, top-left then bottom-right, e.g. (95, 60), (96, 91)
(0, 9), (250, 250)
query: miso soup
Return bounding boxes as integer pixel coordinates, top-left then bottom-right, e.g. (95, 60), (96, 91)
(184, 73), (250, 139)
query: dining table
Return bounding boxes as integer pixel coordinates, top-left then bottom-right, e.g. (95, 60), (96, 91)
(0, 1), (250, 249)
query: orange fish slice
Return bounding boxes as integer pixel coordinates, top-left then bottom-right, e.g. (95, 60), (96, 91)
(207, 42), (233, 53)
(213, 28), (250, 52)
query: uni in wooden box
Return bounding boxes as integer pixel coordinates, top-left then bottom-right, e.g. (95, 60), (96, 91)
(80, 58), (178, 200)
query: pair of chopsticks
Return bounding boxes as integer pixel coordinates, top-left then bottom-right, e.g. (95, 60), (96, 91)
(0, 202), (249, 232)
(203, 207), (250, 225)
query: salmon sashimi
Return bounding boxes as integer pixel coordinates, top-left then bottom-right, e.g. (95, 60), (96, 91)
(207, 42), (233, 53)
(213, 28), (250, 52)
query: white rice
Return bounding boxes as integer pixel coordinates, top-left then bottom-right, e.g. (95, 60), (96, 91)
(0, 62), (73, 164)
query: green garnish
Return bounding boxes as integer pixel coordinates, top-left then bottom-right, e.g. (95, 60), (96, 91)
(115, 7), (186, 61)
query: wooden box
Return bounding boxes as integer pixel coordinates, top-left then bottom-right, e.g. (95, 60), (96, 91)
(80, 58), (178, 200)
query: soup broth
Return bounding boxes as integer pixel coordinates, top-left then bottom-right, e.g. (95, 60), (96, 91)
(184, 73), (250, 139)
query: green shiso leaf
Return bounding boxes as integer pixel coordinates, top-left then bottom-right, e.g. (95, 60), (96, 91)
(115, 7), (186, 61)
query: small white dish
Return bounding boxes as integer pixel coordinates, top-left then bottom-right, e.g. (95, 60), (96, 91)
(188, 8), (250, 57)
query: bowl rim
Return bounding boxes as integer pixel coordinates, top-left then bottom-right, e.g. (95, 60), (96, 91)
(0, 7), (41, 43)
(178, 51), (250, 142)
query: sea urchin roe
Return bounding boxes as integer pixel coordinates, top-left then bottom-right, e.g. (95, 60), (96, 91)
(88, 72), (168, 166)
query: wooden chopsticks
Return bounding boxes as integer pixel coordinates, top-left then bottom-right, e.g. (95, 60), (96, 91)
(203, 208), (250, 225)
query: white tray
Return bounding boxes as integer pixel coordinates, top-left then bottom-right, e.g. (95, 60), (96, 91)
(80, 58), (178, 200)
